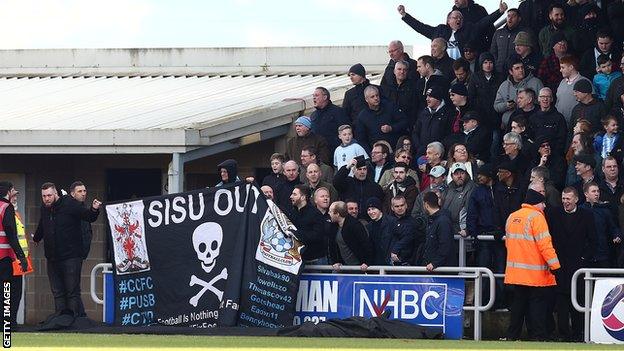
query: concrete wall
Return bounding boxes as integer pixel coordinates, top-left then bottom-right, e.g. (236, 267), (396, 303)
(0, 137), (281, 323)
(0, 46), (393, 76)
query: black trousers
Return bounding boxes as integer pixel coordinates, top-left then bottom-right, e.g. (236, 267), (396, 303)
(47, 257), (85, 316)
(555, 292), (583, 340)
(507, 284), (554, 341)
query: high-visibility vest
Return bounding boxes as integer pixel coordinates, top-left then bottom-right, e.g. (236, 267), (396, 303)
(504, 204), (561, 287)
(12, 212), (33, 275)
(0, 201), (17, 260)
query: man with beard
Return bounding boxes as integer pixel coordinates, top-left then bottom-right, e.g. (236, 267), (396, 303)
(538, 4), (575, 57)
(310, 87), (349, 151)
(381, 40), (419, 91)
(378, 148), (418, 189)
(547, 187), (594, 341)
(289, 185), (327, 265)
(382, 162), (419, 214)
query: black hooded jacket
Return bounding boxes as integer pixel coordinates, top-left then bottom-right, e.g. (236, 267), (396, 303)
(216, 159), (239, 186)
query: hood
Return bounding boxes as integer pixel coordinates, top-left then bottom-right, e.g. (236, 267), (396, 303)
(217, 159), (238, 183)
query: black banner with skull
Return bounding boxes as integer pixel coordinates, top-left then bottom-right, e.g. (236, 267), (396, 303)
(105, 183), (304, 328)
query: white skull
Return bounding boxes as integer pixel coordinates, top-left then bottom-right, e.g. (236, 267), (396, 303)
(192, 222), (223, 274)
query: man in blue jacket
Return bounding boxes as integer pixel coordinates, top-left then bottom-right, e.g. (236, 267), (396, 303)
(389, 195), (417, 266)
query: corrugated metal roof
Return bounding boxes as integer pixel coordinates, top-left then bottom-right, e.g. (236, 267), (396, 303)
(0, 73), (370, 130)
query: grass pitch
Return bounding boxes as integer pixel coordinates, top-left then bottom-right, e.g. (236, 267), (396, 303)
(9, 333), (624, 350)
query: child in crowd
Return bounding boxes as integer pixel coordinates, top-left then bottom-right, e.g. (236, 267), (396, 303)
(594, 115), (623, 160)
(593, 54), (623, 101)
(333, 124), (368, 172)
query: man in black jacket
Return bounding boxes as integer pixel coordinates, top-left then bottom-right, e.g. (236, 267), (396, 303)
(415, 55), (451, 108)
(366, 197), (396, 266)
(422, 191), (455, 270)
(529, 87), (567, 156)
(389, 195), (417, 266)
(275, 160), (302, 214)
(412, 85), (453, 157)
(289, 185), (327, 265)
(333, 158), (383, 219)
(343, 63), (377, 123)
(380, 40), (419, 90)
(33, 182), (100, 317)
(381, 60), (419, 125)
(310, 87), (349, 151)
(355, 85), (408, 151)
(462, 111), (492, 164)
(328, 201), (373, 272)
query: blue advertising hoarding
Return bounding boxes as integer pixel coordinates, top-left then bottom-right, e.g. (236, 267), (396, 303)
(295, 273), (465, 339)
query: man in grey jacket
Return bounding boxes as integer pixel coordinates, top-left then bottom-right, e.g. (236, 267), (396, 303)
(494, 56), (544, 129)
(491, 8), (524, 74)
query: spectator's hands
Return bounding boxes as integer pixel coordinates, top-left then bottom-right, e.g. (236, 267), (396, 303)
(92, 199), (102, 210)
(539, 154), (548, 167)
(332, 263), (342, 271)
(381, 124), (393, 133)
(476, 159), (484, 167)
(620, 93), (624, 105)
(506, 101), (516, 110)
(245, 176), (255, 183)
(614, 237), (622, 244)
(459, 230), (467, 237)
(499, 1), (508, 13)
(391, 253), (400, 263)
(360, 263), (368, 272)
(426, 263), (434, 272)
(397, 5), (406, 17)
(348, 158), (357, 169)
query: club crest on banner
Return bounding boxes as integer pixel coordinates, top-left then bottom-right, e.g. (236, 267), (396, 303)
(255, 200), (303, 274)
(106, 201), (151, 275)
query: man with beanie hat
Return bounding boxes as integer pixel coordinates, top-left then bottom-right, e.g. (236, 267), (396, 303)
(285, 116), (330, 165)
(504, 181), (560, 341)
(343, 63), (378, 123)
(412, 85), (454, 157)
(381, 40), (419, 93)
(491, 8), (525, 74)
(570, 79), (606, 134)
(449, 82), (479, 136)
(513, 31), (542, 77)
(365, 197), (396, 265)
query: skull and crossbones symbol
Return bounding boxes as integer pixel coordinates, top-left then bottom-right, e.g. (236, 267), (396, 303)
(189, 222), (228, 307)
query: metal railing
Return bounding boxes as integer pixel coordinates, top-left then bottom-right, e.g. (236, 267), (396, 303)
(90, 263), (113, 322)
(90, 263), (495, 341)
(455, 234), (504, 267)
(571, 268), (624, 343)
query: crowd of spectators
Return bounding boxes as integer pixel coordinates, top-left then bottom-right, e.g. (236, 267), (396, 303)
(216, 0), (624, 342)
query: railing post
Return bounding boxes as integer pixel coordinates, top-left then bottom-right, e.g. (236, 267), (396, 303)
(473, 270), (482, 341)
(584, 271), (592, 343)
(458, 236), (466, 267)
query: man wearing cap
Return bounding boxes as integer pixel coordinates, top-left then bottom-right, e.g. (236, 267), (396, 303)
(381, 59), (419, 125)
(570, 79), (606, 134)
(382, 162), (419, 214)
(571, 153), (598, 204)
(467, 164), (506, 307)
(504, 181), (560, 341)
(310, 87), (349, 152)
(538, 3), (575, 57)
(461, 111), (491, 163)
(366, 197), (396, 266)
(355, 85), (408, 151)
(491, 8), (525, 74)
(556, 55), (593, 124)
(512, 31), (542, 77)
(442, 162), (476, 241)
(537, 32), (569, 92)
(412, 165), (448, 218)
(285, 116), (330, 165)
(412, 84), (453, 157)
(343, 63), (377, 123)
(333, 157), (383, 219)
(581, 182), (622, 268)
(494, 56), (544, 131)
(415, 55), (451, 109)
(381, 40), (419, 92)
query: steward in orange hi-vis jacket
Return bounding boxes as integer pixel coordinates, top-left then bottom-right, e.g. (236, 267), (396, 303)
(503, 186), (560, 341)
